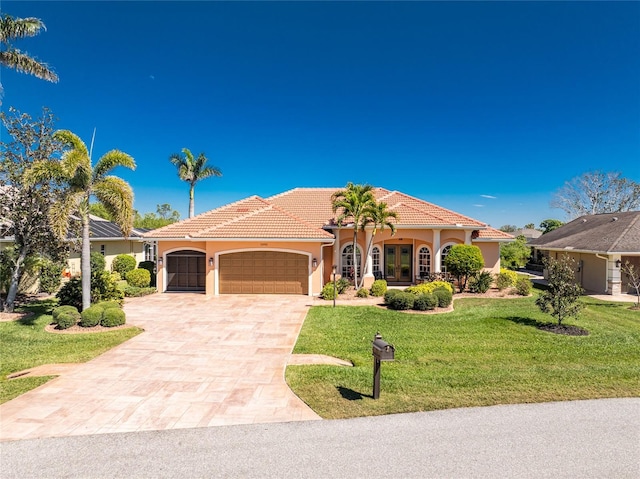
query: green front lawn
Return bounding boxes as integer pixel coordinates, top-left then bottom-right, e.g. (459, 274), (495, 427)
(0, 300), (142, 404)
(286, 295), (640, 419)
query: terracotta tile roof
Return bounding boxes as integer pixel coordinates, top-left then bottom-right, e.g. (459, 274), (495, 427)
(529, 211), (640, 253)
(145, 187), (511, 241)
(476, 227), (514, 240)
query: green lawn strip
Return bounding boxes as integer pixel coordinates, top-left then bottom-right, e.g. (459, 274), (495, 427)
(0, 300), (142, 404)
(286, 296), (640, 419)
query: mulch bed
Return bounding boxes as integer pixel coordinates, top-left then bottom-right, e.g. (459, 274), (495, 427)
(44, 323), (136, 334)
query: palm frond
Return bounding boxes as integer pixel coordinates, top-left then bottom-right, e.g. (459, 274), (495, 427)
(0, 49), (58, 82)
(54, 130), (89, 157)
(49, 192), (82, 240)
(93, 149), (136, 180)
(93, 176), (134, 237)
(23, 159), (67, 186)
(0, 15), (46, 42)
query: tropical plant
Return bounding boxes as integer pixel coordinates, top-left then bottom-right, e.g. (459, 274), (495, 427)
(26, 129), (135, 311)
(468, 271), (493, 293)
(169, 148), (222, 218)
(0, 14), (58, 100)
(443, 244), (485, 292)
(535, 255), (584, 325)
(0, 108), (68, 312)
(361, 201), (398, 276)
(331, 183), (376, 289)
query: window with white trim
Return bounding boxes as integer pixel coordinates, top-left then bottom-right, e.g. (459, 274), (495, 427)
(372, 246), (381, 274)
(418, 246), (431, 277)
(100, 244), (105, 256)
(341, 244), (362, 279)
(441, 244), (454, 272)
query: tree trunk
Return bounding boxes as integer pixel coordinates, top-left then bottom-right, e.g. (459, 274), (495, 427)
(189, 185), (195, 218)
(352, 228), (359, 289)
(81, 214), (91, 311)
(2, 248), (27, 313)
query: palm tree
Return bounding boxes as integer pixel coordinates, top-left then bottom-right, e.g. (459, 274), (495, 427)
(27, 130), (135, 310)
(331, 183), (376, 289)
(169, 148), (222, 218)
(0, 14), (58, 93)
(361, 201), (398, 275)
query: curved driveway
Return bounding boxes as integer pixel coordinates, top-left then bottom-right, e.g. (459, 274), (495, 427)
(0, 294), (320, 441)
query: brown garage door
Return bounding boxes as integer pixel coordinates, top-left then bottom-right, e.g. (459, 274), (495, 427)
(166, 250), (206, 292)
(219, 251), (308, 295)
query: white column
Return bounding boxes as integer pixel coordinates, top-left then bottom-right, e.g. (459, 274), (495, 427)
(433, 229), (441, 272)
(465, 230), (472, 244)
(332, 229), (340, 276)
(608, 255), (622, 295)
(364, 229), (374, 278)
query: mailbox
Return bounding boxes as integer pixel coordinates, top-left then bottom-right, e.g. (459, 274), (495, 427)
(372, 333), (395, 361)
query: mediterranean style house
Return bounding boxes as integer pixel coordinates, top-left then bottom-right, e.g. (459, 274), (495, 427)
(529, 211), (640, 296)
(144, 187), (513, 296)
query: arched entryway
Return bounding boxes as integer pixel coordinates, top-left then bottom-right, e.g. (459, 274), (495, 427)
(166, 250), (206, 292)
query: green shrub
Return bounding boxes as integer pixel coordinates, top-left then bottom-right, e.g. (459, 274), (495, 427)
(405, 281), (454, 295)
(111, 254), (136, 276)
(79, 305), (103, 327)
(92, 270), (125, 304)
(56, 278), (83, 310)
(413, 293), (437, 311)
(110, 271), (122, 282)
(39, 258), (64, 294)
(389, 291), (415, 310)
(496, 269), (518, 290)
(101, 307), (126, 327)
(384, 289), (401, 305)
(515, 277), (532, 296)
(138, 260), (156, 287)
(444, 244), (485, 292)
(125, 268), (151, 288)
(468, 271), (493, 293)
(433, 288), (453, 308)
(53, 305), (80, 329)
(356, 287), (369, 298)
(90, 252), (106, 273)
(336, 278), (350, 294)
(123, 286), (156, 297)
(321, 282), (336, 300)
(370, 279), (387, 297)
(97, 300), (121, 310)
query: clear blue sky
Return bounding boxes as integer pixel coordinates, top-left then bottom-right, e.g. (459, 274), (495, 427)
(2, 1), (639, 228)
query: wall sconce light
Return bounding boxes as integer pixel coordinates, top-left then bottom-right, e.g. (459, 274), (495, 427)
(615, 259), (622, 268)
(312, 258), (317, 268)
(158, 257), (163, 266)
(332, 264), (337, 275)
(209, 257), (214, 267)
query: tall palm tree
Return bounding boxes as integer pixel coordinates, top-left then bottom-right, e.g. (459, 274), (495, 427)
(0, 14), (58, 91)
(331, 183), (376, 289)
(27, 130), (135, 310)
(361, 201), (398, 275)
(169, 148), (222, 218)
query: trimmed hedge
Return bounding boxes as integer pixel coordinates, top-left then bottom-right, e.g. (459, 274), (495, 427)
(53, 305), (80, 329)
(405, 281), (454, 295)
(79, 305), (103, 327)
(356, 287), (369, 298)
(101, 307), (126, 327)
(413, 293), (438, 311)
(388, 291), (415, 311)
(126, 268), (151, 288)
(112, 254), (136, 276)
(123, 286), (156, 297)
(515, 277), (532, 296)
(384, 289), (401, 305)
(496, 269), (518, 290)
(433, 288), (453, 308)
(370, 279), (387, 297)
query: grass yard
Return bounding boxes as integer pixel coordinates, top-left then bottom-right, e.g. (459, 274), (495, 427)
(0, 299), (142, 404)
(286, 295), (640, 419)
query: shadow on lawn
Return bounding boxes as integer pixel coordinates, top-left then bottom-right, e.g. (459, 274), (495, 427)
(337, 386), (369, 401)
(504, 316), (543, 329)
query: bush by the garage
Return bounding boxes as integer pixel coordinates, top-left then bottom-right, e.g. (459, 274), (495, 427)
(111, 254), (137, 276)
(125, 268), (151, 288)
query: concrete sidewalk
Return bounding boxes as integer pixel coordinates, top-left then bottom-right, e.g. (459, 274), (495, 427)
(0, 294), (320, 441)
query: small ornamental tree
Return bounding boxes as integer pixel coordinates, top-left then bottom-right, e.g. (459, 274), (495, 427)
(621, 261), (640, 309)
(535, 255), (584, 325)
(444, 244), (484, 292)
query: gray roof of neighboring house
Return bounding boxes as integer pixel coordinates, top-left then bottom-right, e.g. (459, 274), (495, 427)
(513, 228), (543, 240)
(85, 216), (147, 240)
(528, 211), (640, 254)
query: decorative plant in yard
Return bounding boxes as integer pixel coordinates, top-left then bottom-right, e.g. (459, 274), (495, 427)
(621, 261), (640, 310)
(169, 148), (222, 218)
(361, 201), (398, 275)
(443, 244), (484, 292)
(535, 255), (584, 325)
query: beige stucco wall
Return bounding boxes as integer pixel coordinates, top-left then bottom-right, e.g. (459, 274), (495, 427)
(67, 240), (146, 276)
(156, 240), (327, 296)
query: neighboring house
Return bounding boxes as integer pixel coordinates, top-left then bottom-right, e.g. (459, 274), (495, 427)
(0, 215), (148, 282)
(529, 211), (640, 296)
(144, 187), (513, 296)
(512, 228), (542, 242)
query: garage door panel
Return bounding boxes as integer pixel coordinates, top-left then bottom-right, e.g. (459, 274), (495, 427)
(219, 251), (308, 295)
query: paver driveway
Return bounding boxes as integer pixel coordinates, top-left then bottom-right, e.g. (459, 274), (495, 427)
(0, 294), (320, 441)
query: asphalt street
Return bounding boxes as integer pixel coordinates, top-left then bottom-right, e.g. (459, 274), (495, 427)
(1, 398), (639, 478)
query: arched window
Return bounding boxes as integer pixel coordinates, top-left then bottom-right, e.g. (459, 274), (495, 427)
(418, 246), (431, 278)
(341, 244), (362, 279)
(441, 244), (454, 272)
(372, 246), (381, 274)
